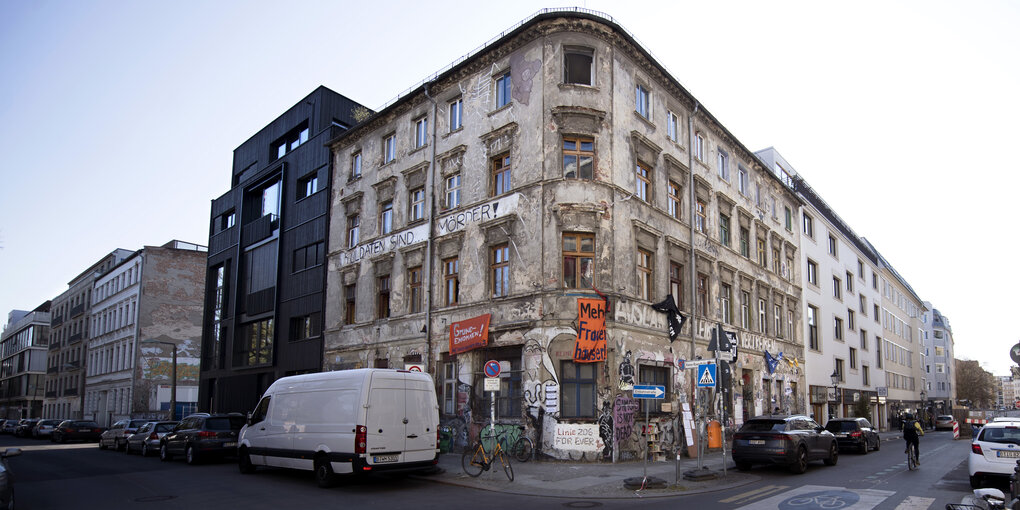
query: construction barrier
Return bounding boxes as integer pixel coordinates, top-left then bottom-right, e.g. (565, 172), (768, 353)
(953, 420), (960, 439)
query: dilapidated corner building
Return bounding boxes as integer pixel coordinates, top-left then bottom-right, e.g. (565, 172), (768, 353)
(324, 9), (804, 461)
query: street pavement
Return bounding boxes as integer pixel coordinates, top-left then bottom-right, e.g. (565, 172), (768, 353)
(414, 431), (914, 499)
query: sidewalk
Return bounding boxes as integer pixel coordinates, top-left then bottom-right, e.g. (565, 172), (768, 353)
(413, 431), (908, 499)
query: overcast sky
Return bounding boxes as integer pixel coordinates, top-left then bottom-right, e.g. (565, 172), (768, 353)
(2, 1), (1017, 375)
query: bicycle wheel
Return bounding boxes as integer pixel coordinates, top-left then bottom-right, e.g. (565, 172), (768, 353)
(462, 443), (485, 477)
(512, 437), (534, 463)
(498, 450), (514, 482)
(907, 447), (917, 470)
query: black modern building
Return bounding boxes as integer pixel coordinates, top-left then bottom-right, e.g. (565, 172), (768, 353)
(199, 86), (367, 413)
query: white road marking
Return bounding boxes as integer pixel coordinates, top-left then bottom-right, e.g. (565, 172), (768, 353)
(720, 485), (790, 504)
(893, 496), (934, 510)
(734, 484), (896, 510)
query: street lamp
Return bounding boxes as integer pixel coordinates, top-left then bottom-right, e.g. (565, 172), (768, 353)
(142, 340), (177, 421)
(830, 370), (840, 420)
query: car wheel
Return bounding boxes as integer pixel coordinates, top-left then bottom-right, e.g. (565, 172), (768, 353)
(824, 442), (838, 466)
(142, 443), (150, 457)
(98, 439), (106, 450)
(789, 445), (808, 474)
(735, 461), (752, 471)
(185, 445), (200, 465)
(117, 439), (125, 452)
(238, 447), (256, 474)
(315, 456), (337, 488)
(971, 475), (982, 489)
(160, 444), (172, 462)
(874, 438), (880, 451)
(860, 440), (868, 455)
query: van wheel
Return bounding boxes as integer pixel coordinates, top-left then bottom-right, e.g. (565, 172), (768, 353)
(315, 456), (337, 488)
(238, 447), (256, 474)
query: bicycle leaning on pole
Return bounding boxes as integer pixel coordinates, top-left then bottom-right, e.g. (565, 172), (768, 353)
(462, 424), (514, 481)
(481, 424), (534, 463)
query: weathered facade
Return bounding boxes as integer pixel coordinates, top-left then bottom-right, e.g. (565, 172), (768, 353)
(84, 241), (206, 426)
(324, 11), (804, 461)
(43, 249), (133, 419)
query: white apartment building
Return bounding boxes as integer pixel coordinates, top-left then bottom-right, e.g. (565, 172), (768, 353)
(921, 303), (955, 415)
(866, 241), (926, 428)
(757, 149), (888, 429)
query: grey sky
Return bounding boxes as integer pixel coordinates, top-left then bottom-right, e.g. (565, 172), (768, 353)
(2, 0), (1017, 374)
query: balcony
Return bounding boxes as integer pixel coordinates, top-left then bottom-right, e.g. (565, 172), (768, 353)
(45, 391), (57, 398)
(241, 214), (278, 247)
(63, 387), (78, 396)
(51, 315), (64, 327)
(49, 341), (61, 351)
(70, 303), (85, 318)
(68, 333), (83, 344)
(210, 227), (236, 256)
(47, 366), (59, 374)
(245, 287), (276, 316)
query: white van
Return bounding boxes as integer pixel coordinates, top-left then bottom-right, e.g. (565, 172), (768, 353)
(237, 368), (440, 487)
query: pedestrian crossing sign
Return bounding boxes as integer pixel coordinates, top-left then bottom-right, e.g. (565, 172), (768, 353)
(696, 363), (717, 388)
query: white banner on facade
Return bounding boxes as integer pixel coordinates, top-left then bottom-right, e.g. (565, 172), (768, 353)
(552, 423), (603, 452)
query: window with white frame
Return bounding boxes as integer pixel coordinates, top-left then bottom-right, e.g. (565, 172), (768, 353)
(717, 149), (729, 181)
(720, 284), (732, 324)
(666, 110), (679, 142)
(774, 304), (782, 337)
(694, 133), (704, 160)
(351, 152), (362, 179)
(445, 174), (461, 209)
(738, 166), (748, 195)
(413, 117), (428, 149)
(635, 162), (650, 202)
(383, 133), (396, 163)
(635, 83), (650, 118)
(758, 298), (767, 334)
(564, 47), (594, 86)
(449, 97), (463, 132)
(409, 187), (425, 222)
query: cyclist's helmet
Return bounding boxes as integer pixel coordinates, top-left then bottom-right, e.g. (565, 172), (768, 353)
(902, 413), (914, 420)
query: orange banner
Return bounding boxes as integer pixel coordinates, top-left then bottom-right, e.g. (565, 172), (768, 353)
(574, 298), (606, 362)
(449, 314), (491, 355)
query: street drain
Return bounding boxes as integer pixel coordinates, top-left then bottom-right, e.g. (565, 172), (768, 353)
(134, 496), (177, 503)
(563, 502), (602, 508)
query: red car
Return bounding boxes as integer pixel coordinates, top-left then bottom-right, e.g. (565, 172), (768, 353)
(52, 420), (104, 443)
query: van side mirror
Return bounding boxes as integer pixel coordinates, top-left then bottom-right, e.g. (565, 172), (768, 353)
(247, 412), (253, 427)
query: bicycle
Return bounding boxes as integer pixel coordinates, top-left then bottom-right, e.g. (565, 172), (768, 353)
(462, 429), (514, 481)
(482, 425), (534, 463)
(906, 442), (919, 470)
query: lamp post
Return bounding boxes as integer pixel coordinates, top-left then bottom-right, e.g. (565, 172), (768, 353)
(830, 370), (840, 420)
(142, 340), (177, 421)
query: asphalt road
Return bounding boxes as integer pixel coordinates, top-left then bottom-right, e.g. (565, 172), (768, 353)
(3, 430), (983, 510)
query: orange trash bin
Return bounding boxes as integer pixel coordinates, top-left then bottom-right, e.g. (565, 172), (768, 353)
(707, 420), (722, 448)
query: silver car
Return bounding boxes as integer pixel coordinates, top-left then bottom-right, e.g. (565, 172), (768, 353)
(0, 448), (22, 510)
(125, 421), (178, 457)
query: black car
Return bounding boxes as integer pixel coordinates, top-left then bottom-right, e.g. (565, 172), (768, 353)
(160, 413), (245, 465)
(825, 417), (880, 454)
(732, 415), (838, 474)
(52, 420), (104, 443)
(13, 419), (39, 438)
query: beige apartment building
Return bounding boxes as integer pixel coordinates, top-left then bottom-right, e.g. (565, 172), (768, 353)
(323, 10), (804, 461)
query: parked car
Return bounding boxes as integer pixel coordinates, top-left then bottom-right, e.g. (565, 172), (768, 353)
(0, 447), (22, 510)
(52, 420), (104, 443)
(824, 417), (880, 454)
(935, 415), (958, 430)
(125, 421), (177, 457)
(732, 414), (838, 474)
(160, 413), (245, 465)
(13, 419), (39, 438)
(99, 419), (151, 451)
(0, 421), (16, 435)
(32, 419), (63, 439)
(969, 420), (1020, 488)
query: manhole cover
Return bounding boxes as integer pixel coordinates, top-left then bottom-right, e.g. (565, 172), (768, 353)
(563, 502), (602, 508)
(134, 496), (177, 503)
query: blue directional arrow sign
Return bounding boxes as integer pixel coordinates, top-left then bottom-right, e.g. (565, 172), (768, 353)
(633, 385), (666, 399)
(696, 363), (717, 388)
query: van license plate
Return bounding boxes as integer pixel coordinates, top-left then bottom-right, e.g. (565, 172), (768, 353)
(373, 454), (398, 463)
(997, 451), (1020, 458)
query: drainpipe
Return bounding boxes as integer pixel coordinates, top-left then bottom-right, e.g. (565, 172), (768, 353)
(687, 102), (700, 469)
(423, 83), (439, 375)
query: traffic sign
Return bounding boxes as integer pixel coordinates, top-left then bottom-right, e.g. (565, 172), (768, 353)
(1011, 343), (1020, 364)
(633, 385), (666, 399)
(484, 377), (500, 392)
(483, 359), (501, 378)
(696, 363), (717, 388)
(684, 359), (715, 367)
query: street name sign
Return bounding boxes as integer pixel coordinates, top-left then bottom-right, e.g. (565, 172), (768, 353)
(633, 385), (666, 399)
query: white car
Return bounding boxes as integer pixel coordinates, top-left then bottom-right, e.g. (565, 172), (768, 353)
(969, 421), (1020, 488)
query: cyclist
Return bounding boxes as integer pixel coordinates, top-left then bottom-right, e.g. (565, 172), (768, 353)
(901, 412), (924, 465)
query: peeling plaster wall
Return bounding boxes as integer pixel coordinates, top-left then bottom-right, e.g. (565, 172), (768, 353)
(324, 15), (806, 461)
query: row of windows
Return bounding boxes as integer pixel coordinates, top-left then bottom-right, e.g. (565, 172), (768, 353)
(95, 265), (139, 303)
(87, 339), (134, 377)
(91, 300), (136, 338)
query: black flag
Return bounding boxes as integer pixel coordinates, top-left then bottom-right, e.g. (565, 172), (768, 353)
(650, 294), (687, 342)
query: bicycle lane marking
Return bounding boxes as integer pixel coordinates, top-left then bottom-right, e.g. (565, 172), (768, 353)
(734, 484), (896, 510)
(719, 485), (790, 504)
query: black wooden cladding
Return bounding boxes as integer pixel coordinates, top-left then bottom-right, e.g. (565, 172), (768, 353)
(200, 86), (367, 414)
